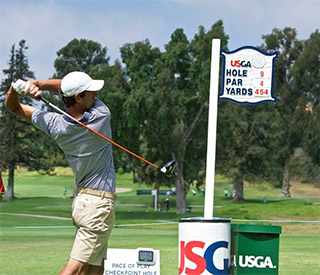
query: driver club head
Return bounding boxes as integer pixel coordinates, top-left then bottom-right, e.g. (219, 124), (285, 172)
(160, 160), (177, 176)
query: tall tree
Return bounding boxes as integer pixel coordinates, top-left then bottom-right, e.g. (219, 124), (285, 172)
(216, 102), (283, 202)
(261, 27), (305, 197)
(53, 38), (110, 78)
(291, 30), (320, 184)
(119, 21), (229, 214)
(0, 40), (53, 200)
(120, 39), (163, 180)
(291, 30), (320, 166)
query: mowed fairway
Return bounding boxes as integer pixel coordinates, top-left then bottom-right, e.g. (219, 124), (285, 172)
(0, 227), (178, 274)
(0, 169), (319, 274)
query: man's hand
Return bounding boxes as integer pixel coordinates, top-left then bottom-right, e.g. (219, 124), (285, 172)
(11, 79), (28, 94)
(11, 79), (42, 100)
(28, 81), (42, 100)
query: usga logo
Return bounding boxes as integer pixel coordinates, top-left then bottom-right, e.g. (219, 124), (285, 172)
(179, 240), (230, 274)
(232, 255), (276, 269)
(230, 60), (252, 68)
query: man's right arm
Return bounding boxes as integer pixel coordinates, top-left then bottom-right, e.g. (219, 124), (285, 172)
(30, 79), (61, 96)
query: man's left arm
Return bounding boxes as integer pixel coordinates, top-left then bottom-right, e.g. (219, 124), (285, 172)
(5, 86), (36, 122)
(5, 79), (62, 122)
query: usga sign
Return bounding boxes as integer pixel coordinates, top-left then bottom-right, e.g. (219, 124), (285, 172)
(179, 218), (231, 275)
(230, 223), (281, 274)
(219, 46), (278, 104)
(232, 255), (276, 269)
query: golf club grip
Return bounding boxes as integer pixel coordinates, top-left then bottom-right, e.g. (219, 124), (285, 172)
(40, 97), (159, 169)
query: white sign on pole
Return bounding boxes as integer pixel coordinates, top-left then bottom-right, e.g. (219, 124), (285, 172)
(151, 189), (157, 211)
(204, 43), (278, 219)
(104, 248), (160, 274)
(219, 46), (278, 104)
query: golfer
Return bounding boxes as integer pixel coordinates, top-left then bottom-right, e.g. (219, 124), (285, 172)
(5, 71), (116, 275)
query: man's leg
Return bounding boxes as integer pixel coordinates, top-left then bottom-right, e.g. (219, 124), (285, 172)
(59, 258), (88, 275)
(87, 260), (104, 275)
(68, 194), (114, 275)
(59, 258), (104, 275)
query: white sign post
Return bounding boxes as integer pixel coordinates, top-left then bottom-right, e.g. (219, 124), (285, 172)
(204, 43), (278, 219)
(204, 39), (221, 219)
(152, 189), (157, 212)
(179, 42), (278, 275)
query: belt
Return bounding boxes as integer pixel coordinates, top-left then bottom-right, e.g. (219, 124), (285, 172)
(79, 188), (116, 200)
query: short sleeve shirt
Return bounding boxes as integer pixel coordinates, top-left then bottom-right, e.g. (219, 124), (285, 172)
(31, 99), (116, 193)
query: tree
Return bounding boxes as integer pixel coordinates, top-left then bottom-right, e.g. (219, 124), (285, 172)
(291, 30), (320, 166)
(53, 38), (110, 78)
(0, 40), (53, 200)
(216, 102), (283, 202)
(119, 21), (229, 213)
(291, 30), (320, 184)
(261, 28), (307, 197)
(119, 39), (163, 181)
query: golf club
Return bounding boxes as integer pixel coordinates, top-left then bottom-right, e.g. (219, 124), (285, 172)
(40, 96), (176, 175)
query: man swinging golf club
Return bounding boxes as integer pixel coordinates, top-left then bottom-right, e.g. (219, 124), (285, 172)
(6, 72), (116, 274)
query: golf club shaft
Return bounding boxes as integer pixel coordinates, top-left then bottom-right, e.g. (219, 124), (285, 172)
(40, 97), (159, 169)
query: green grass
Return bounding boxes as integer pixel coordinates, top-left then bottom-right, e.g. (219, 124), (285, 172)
(279, 235), (320, 275)
(0, 169), (319, 274)
(0, 227), (179, 274)
(0, 228), (319, 275)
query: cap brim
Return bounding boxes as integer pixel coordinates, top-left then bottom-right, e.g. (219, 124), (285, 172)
(87, 80), (104, 91)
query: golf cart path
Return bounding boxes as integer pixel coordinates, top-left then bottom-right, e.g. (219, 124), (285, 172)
(116, 187), (131, 193)
(2, 212), (72, 220)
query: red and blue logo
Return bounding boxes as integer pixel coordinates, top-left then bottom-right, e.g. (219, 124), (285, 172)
(179, 240), (230, 274)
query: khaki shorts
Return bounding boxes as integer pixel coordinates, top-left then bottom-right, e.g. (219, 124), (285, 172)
(70, 192), (115, 266)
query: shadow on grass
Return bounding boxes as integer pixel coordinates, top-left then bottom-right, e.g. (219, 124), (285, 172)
(239, 198), (284, 204)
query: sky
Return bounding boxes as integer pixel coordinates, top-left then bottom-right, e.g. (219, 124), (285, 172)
(0, 0), (319, 80)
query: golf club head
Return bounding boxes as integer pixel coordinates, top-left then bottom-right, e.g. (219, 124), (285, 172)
(160, 160), (177, 176)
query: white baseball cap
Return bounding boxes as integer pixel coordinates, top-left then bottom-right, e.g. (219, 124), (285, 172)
(60, 71), (104, 97)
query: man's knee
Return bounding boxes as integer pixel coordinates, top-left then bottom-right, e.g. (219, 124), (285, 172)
(59, 258), (88, 275)
(87, 264), (104, 275)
